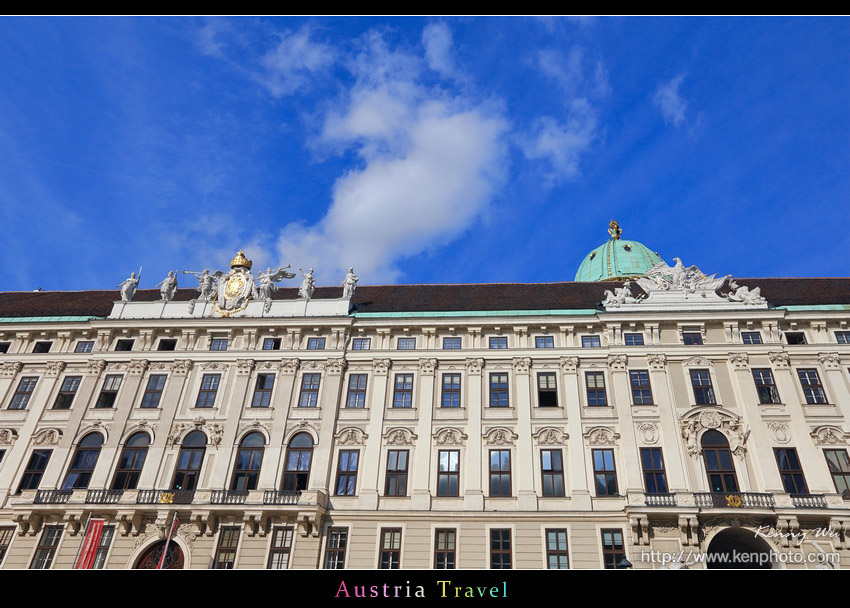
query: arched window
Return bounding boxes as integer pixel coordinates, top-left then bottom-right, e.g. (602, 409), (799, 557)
(62, 433), (103, 490)
(282, 433), (313, 492)
(172, 431), (206, 491)
(232, 432), (264, 491)
(702, 430), (739, 493)
(112, 432), (150, 490)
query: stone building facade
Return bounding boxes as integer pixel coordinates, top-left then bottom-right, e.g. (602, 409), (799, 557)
(0, 239), (849, 569)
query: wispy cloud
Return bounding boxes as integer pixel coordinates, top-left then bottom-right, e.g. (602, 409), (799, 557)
(422, 22), (461, 81)
(654, 74), (689, 127)
(258, 26), (336, 97)
(277, 29), (508, 284)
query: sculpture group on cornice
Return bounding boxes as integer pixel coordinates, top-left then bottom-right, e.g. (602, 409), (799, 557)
(117, 250), (359, 317)
(602, 257), (767, 310)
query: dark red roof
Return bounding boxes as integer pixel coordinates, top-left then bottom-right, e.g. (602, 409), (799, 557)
(0, 278), (847, 318)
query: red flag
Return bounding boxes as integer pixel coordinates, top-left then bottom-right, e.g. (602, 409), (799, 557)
(156, 514), (179, 570)
(74, 518), (105, 569)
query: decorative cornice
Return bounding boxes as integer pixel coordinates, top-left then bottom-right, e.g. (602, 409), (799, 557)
(606, 354), (628, 371)
(372, 358), (392, 375)
(418, 358), (438, 375)
(728, 352), (749, 370)
(811, 426), (848, 446)
(559, 357), (579, 374)
(0, 428), (18, 446)
(172, 360), (193, 376)
(384, 427), (416, 446)
(464, 358), (485, 374)
(44, 361), (66, 378)
(534, 427), (568, 446)
(511, 357), (532, 374)
(280, 359), (301, 375)
(768, 352), (791, 368)
(86, 359), (106, 376)
(128, 359), (149, 376)
(818, 352), (841, 369)
(236, 359), (256, 375)
(682, 356), (713, 368)
(584, 427), (619, 446)
(326, 358), (347, 375)
(647, 354), (667, 370)
(434, 428), (467, 446)
(484, 427), (518, 446)
(336, 427), (366, 445)
(1, 362), (23, 379)
(32, 428), (62, 446)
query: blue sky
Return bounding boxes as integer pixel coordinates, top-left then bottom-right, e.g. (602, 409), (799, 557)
(1, 16), (847, 292)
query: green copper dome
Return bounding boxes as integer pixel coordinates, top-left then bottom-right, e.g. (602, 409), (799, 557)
(574, 221), (666, 282)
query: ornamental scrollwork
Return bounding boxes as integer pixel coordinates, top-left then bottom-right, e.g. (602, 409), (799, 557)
(534, 427), (567, 446)
(484, 427), (517, 446)
(385, 428), (415, 446)
(434, 428), (467, 446)
(336, 427), (366, 446)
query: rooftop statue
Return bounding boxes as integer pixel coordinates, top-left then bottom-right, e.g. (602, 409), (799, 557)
(602, 280), (639, 308)
(342, 267), (358, 298)
(118, 269), (141, 302)
(156, 271), (178, 302)
(725, 279), (767, 305)
(211, 250), (258, 317)
(183, 269), (223, 301)
(257, 266), (297, 312)
(299, 267), (315, 300)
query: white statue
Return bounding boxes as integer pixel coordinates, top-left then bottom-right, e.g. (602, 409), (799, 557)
(156, 271), (178, 302)
(341, 267), (358, 298)
(118, 269), (141, 302)
(298, 268), (315, 300)
(725, 280), (766, 305)
(257, 266), (296, 301)
(603, 280), (638, 308)
(682, 421), (699, 456)
(183, 269), (222, 301)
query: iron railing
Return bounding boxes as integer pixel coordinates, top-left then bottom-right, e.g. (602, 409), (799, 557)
(34, 490), (72, 504)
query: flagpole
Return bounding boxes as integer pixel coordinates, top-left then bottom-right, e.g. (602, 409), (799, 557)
(156, 512), (178, 570)
(72, 514), (92, 570)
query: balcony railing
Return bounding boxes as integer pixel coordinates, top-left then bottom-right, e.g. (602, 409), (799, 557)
(263, 490), (301, 505)
(34, 490), (73, 504)
(136, 489), (195, 505)
(86, 489), (124, 504)
(645, 493), (678, 507)
(695, 492), (775, 509)
(791, 494), (828, 509)
(210, 490), (249, 504)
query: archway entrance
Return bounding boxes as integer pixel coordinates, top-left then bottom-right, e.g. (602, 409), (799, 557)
(706, 527), (773, 569)
(134, 540), (185, 569)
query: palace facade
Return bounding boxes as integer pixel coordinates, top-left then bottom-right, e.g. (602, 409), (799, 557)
(1, 226), (849, 569)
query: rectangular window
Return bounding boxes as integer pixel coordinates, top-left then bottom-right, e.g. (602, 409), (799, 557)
(75, 341), (94, 353)
(601, 529), (626, 569)
(115, 339), (134, 351)
(535, 336), (554, 348)
(324, 528), (347, 569)
(262, 338), (281, 350)
(825, 449), (850, 498)
(541, 449), (565, 497)
(593, 449), (618, 496)
(489, 336), (507, 349)
(640, 448), (668, 494)
(298, 373), (321, 407)
(17, 449), (51, 492)
(307, 337), (326, 350)
(489, 450), (511, 497)
(0, 342), (11, 353)
(630, 370), (653, 405)
(537, 372), (558, 407)
(741, 332), (763, 344)
(33, 341), (52, 354)
(140, 375), (166, 408)
(0, 526), (14, 565)
(53, 376), (82, 409)
(92, 525), (115, 570)
(392, 374), (413, 408)
(195, 373), (220, 408)
(335, 450), (359, 496)
(385, 450), (409, 496)
(442, 337), (461, 350)
(95, 375), (122, 408)
(785, 332), (807, 345)
(490, 373), (509, 407)
(351, 338), (371, 350)
(437, 450), (459, 497)
(441, 373), (461, 408)
(9, 377), (37, 410)
(345, 374), (368, 408)
(690, 369), (716, 405)
(490, 529), (511, 569)
(581, 335), (600, 348)
(209, 338), (228, 351)
(157, 339), (177, 351)
(682, 332), (703, 345)
(585, 372), (608, 406)
(30, 525), (62, 569)
(434, 529), (456, 569)
(798, 369), (827, 404)
(379, 528), (402, 569)
(251, 374), (275, 407)
(775, 448), (809, 495)
(212, 526), (240, 569)
(623, 333), (644, 346)
(546, 529), (569, 569)
(267, 526), (294, 569)
(836, 331), (850, 344)
(752, 369), (780, 404)
(397, 338), (416, 350)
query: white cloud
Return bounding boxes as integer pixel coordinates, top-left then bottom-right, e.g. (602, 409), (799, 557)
(259, 26), (335, 97)
(422, 23), (458, 80)
(654, 74), (689, 128)
(520, 99), (598, 184)
(196, 18), (230, 59)
(277, 32), (508, 284)
(537, 47), (584, 96)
